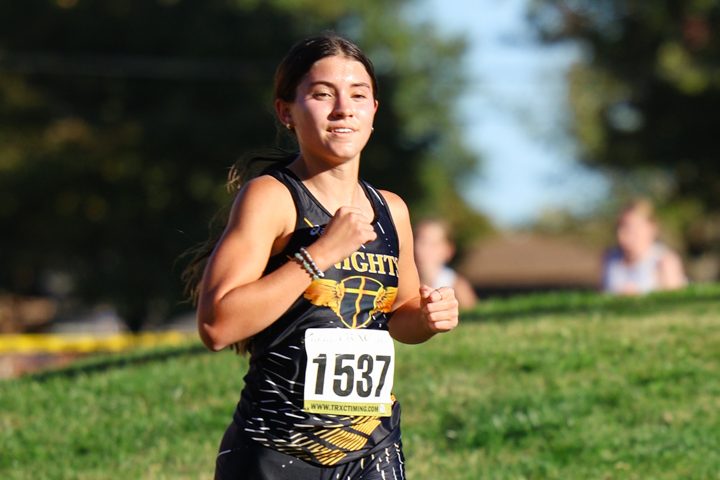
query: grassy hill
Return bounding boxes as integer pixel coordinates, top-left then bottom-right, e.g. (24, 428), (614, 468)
(2, 284), (719, 479)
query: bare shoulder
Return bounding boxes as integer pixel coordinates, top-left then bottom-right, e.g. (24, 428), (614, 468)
(229, 174), (293, 221)
(238, 174), (292, 202)
(223, 174), (296, 249)
(207, 173), (297, 266)
(378, 189), (412, 250)
(377, 189), (410, 223)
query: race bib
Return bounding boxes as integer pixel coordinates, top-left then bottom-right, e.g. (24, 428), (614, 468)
(303, 328), (395, 417)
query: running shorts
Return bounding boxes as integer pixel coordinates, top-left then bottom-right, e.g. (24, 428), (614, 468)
(214, 421), (406, 480)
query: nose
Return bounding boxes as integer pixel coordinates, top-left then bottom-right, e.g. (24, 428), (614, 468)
(331, 93), (354, 118)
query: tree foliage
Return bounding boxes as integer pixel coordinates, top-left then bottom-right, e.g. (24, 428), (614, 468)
(527, 0), (720, 269)
(0, 0), (487, 329)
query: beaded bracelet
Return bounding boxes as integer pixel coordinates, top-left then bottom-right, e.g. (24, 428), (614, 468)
(299, 247), (323, 276)
(294, 247), (324, 280)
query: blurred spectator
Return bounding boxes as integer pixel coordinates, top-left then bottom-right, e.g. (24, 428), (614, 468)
(602, 199), (687, 295)
(414, 218), (478, 309)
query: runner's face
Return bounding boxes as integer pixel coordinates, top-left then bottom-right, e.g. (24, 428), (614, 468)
(280, 55), (378, 165)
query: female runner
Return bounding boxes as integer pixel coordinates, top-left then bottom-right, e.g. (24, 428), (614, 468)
(187, 33), (459, 479)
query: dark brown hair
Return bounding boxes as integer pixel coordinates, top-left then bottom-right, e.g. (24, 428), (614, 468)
(274, 33), (378, 103)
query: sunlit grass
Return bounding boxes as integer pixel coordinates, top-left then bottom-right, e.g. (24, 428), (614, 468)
(1, 284), (719, 479)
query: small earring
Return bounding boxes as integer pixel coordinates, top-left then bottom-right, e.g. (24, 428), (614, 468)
(371, 127), (375, 132)
(285, 123), (293, 130)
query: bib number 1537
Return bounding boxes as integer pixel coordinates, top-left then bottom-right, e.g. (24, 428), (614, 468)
(303, 329), (395, 417)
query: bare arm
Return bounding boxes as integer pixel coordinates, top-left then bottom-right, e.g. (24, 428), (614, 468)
(197, 176), (304, 350)
(657, 250), (688, 290)
(382, 191), (459, 344)
(453, 275), (478, 310)
(197, 176), (377, 351)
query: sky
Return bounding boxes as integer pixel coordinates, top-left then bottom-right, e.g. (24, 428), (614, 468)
(418, 0), (610, 227)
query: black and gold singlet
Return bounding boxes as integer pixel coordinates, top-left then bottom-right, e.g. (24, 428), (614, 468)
(234, 167), (401, 467)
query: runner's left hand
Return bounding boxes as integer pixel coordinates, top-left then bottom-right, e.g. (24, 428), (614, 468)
(419, 285), (459, 333)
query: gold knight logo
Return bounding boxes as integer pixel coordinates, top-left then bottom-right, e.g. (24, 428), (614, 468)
(303, 276), (398, 329)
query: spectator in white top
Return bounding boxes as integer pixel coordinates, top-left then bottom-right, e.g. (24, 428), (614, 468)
(602, 198), (687, 295)
(413, 218), (478, 309)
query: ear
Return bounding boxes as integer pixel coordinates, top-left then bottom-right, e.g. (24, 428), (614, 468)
(274, 99), (292, 126)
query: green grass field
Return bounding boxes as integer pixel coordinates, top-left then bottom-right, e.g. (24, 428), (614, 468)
(2, 285), (719, 479)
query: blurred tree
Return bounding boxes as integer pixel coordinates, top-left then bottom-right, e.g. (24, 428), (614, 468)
(527, 0), (720, 278)
(0, 0), (488, 330)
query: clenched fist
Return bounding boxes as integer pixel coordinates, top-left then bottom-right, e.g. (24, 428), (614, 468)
(419, 285), (459, 333)
(306, 206), (377, 270)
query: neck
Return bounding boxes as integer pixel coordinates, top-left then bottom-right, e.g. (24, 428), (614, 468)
(288, 154), (363, 212)
(623, 245), (653, 264)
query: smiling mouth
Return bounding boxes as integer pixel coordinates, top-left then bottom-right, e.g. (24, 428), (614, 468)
(329, 127), (354, 133)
